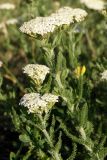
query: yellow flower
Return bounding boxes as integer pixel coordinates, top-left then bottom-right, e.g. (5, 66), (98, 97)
(74, 65), (86, 78)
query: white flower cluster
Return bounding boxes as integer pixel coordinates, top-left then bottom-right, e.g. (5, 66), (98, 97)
(19, 93), (58, 114)
(101, 70), (107, 81)
(23, 64), (50, 85)
(51, 7), (87, 24)
(80, 0), (106, 10)
(20, 17), (56, 36)
(0, 3), (15, 10)
(20, 7), (87, 36)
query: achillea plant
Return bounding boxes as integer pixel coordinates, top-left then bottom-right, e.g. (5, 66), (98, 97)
(10, 5), (107, 160)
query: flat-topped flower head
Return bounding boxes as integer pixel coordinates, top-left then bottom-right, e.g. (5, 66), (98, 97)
(23, 64), (50, 86)
(101, 70), (107, 81)
(80, 0), (106, 10)
(20, 17), (56, 37)
(48, 7), (87, 25)
(54, 7), (87, 23)
(0, 3), (15, 10)
(19, 93), (59, 114)
(19, 93), (47, 114)
(20, 7), (87, 37)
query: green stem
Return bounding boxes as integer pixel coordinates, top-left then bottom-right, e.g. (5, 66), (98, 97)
(28, 115), (61, 160)
(68, 29), (78, 68)
(96, 153), (100, 160)
(58, 118), (93, 153)
(53, 152), (61, 160)
(39, 115), (61, 160)
(76, 76), (84, 108)
(85, 31), (96, 58)
(78, 76), (83, 100)
(31, 39), (35, 62)
(22, 146), (34, 160)
(42, 129), (53, 148)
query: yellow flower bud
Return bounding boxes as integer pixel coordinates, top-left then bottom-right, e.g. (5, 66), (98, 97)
(74, 65), (86, 78)
(81, 65), (86, 76)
